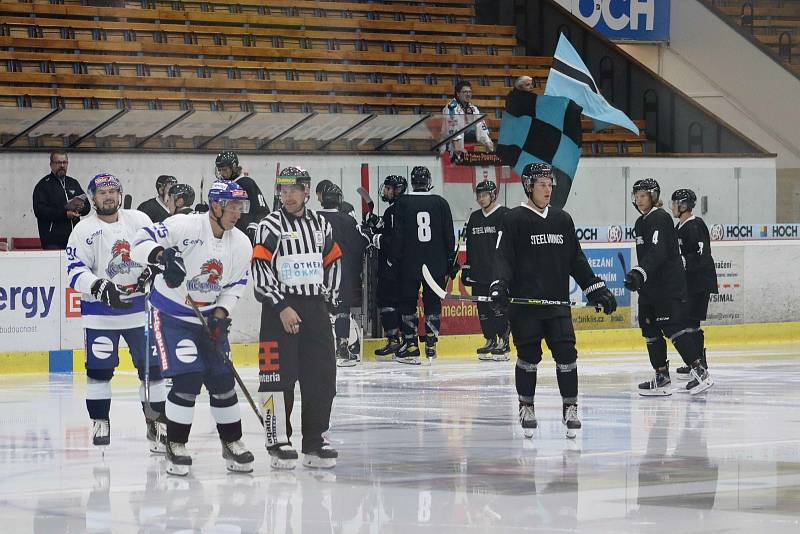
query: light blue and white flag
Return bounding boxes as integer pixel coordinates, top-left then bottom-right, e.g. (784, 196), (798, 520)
(545, 33), (639, 135)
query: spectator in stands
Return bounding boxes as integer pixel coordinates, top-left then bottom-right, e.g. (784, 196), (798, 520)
(32, 150), (90, 249)
(315, 180), (355, 217)
(515, 76), (535, 93)
(137, 175), (178, 223)
(442, 80), (494, 156)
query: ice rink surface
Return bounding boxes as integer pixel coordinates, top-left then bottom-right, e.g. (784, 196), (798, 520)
(1, 345), (800, 533)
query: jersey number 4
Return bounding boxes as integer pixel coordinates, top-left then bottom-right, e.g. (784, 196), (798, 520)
(416, 212), (432, 242)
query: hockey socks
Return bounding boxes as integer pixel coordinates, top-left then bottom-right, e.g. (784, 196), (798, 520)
(555, 362), (578, 403)
(515, 359), (538, 403)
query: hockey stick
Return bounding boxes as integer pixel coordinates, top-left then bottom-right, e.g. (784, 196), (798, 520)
(123, 194), (133, 210)
(617, 251), (627, 276)
(423, 264), (592, 307)
(183, 295), (265, 427)
(142, 293), (160, 421)
(356, 186), (375, 222)
(444, 209), (471, 286)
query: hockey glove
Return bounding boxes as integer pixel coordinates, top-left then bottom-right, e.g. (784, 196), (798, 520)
(623, 269), (645, 292)
(585, 280), (617, 315)
(207, 314), (232, 344)
(133, 266), (157, 294)
(448, 260), (461, 280)
(160, 247), (187, 289)
(489, 280), (509, 310)
(91, 279), (133, 309)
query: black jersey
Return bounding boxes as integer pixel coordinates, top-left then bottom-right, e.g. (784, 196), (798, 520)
(495, 204), (599, 318)
(465, 205), (509, 285)
(676, 216), (718, 295)
(391, 191), (455, 278)
(633, 207), (687, 300)
(319, 209), (368, 298)
(375, 202), (400, 278)
(232, 175), (268, 235)
(137, 197), (169, 224)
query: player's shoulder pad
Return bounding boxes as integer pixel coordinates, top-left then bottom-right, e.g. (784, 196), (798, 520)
(125, 208), (154, 227)
(70, 213), (97, 237)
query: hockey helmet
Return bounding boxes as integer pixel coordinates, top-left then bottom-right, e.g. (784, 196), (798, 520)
(410, 166), (432, 191)
(475, 179), (498, 202)
(215, 151), (241, 179)
(671, 188), (696, 210)
(381, 175), (408, 202)
(88, 173), (123, 216)
(207, 180), (250, 213)
(155, 174), (177, 194)
(319, 182), (343, 209)
(169, 183), (196, 207)
(276, 166), (311, 192)
(631, 178), (661, 208)
(520, 163), (554, 195)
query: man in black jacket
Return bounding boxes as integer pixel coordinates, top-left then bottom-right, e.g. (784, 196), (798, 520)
(32, 151), (90, 249)
(137, 175), (177, 223)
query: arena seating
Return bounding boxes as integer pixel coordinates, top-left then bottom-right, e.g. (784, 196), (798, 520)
(712, 0), (800, 76)
(0, 0), (648, 152)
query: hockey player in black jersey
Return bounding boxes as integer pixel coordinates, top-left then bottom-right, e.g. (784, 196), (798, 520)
(318, 182), (368, 368)
(464, 179), (510, 361)
(215, 151), (269, 238)
(671, 188), (718, 382)
(364, 175), (408, 359)
(490, 163), (617, 439)
(624, 179), (713, 396)
(391, 166), (457, 364)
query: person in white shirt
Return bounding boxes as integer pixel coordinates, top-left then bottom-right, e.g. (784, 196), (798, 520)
(442, 80), (494, 156)
(132, 180), (254, 476)
(66, 173), (166, 452)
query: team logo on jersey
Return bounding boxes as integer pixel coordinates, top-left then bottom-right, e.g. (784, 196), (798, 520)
(710, 224), (724, 241)
(106, 240), (142, 279)
(186, 259), (223, 293)
(90, 336), (115, 360)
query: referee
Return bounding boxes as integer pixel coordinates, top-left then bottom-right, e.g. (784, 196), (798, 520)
(251, 166), (342, 470)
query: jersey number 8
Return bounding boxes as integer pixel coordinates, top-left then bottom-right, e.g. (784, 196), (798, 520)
(416, 212), (432, 242)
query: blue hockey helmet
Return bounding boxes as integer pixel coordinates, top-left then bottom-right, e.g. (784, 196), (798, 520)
(207, 180), (250, 213)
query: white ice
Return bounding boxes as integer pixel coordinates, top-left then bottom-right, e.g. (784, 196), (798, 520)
(2, 346), (800, 533)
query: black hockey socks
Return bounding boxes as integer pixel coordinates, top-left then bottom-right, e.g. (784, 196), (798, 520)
(210, 389), (242, 443)
(515, 359), (538, 403)
(645, 336), (668, 369)
(670, 329), (702, 367)
(556, 362), (579, 403)
(86, 398), (111, 420)
(379, 306), (400, 335)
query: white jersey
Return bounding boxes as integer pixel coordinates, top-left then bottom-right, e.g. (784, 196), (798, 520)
(131, 213), (251, 324)
(441, 98), (493, 152)
(66, 209), (152, 330)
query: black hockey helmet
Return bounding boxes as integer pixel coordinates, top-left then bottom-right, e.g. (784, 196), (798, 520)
(319, 182), (343, 209)
(410, 166), (432, 191)
(156, 175), (178, 194)
(315, 179), (334, 195)
(520, 163), (554, 196)
(276, 166), (311, 192)
(475, 179), (498, 202)
(215, 151), (241, 179)
(671, 188), (696, 210)
(169, 183), (196, 207)
(381, 174), (408, 202)
(631, 178), (661, 211)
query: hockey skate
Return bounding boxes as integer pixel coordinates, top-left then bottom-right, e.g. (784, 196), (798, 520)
(686, 362), (713, 395)
(477, 337), (497, 360)
(268, 444), (298, 470)
(374, 336), (402, 361)
(563, 404), (581, 439)
(639, 368), (672, 396)
(491, 335), (511, 361)
(92, 419), (110, 447)
(395, 341), (421, 365)
(146, 419), (167, 454)
(678, 348), (709, 379)
(519, 403), (537, 438)
(335, 339), (357, 368)
(166, 441), (192, 476)
(424, 341), (437, 365)
(221, 439), (254, 473)
(303, 445), (338, 469)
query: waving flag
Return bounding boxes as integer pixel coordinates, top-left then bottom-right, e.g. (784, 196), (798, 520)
(545, 33), (639, 135)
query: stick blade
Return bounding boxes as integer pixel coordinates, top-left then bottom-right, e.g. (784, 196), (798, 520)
(617, 251), (627, 273)
(422, 264), (447, 300)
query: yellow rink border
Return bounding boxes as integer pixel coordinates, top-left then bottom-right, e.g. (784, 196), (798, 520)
(0, 322), (797, 374)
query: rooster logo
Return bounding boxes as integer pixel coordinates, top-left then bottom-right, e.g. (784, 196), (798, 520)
(186, 259), (224, 293)
(106, 240), (142, 278)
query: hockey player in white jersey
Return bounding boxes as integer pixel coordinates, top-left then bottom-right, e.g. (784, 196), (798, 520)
(65, 173), (167, 452)
(131, 180), (255, 476)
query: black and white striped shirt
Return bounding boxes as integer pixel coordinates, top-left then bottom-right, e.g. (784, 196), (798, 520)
(252, 207), (342, 310)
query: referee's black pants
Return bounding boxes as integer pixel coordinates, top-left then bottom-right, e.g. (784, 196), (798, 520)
(258, 295), (336, 453)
